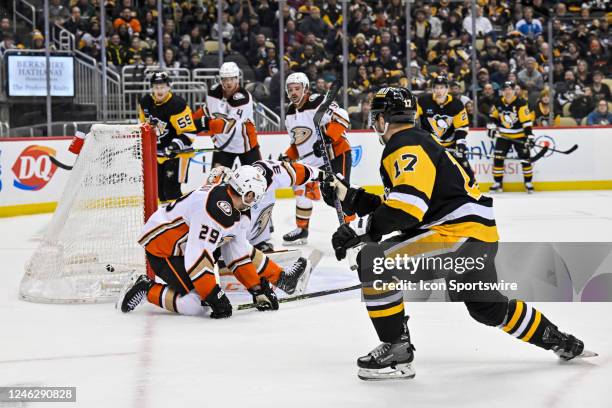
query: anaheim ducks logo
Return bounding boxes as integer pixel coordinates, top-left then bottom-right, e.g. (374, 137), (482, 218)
(290, 126), (313, 145)
(501, 110), (518, 127)
(427, 114), (452, 137)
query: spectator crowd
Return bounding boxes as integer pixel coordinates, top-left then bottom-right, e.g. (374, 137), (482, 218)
(1, 0), (611, 126)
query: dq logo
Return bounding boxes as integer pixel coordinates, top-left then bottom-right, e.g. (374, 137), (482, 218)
(12, 145), (58, 191)
(351, 145), (363, 167)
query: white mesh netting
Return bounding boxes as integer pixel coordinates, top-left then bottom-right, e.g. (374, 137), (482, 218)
(20, 124), (148, 303)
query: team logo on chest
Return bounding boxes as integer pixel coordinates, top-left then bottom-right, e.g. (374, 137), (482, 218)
(501, 109), (518, 127)
(290, 126), (313, 145)
(427, 115), (452, 137)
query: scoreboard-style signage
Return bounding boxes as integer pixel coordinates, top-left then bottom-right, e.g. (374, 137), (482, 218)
(7, 55), (75, 97)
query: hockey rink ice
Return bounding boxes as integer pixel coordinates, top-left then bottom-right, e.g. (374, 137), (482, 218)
(2, 190), (612, 408)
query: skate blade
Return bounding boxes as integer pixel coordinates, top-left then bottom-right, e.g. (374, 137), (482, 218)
(357, 363), (415, 381)
(293, 260), (313, 296)
(115, 272), (141, 311)
(557, 349), (598, 361)
(283, 239), (308, 246)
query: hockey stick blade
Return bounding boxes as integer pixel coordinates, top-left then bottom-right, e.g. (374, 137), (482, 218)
(496, 134), (578, 155)
(237, 283), (361, 310)
(48, 154), (74, 171)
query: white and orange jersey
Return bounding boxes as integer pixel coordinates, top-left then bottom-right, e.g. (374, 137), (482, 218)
(201, 84), (258, 154)
(284, 93), (351, 168)
(138, 183), (261, 291)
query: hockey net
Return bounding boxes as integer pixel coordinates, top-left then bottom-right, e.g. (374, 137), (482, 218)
(20, 124), (158, 303)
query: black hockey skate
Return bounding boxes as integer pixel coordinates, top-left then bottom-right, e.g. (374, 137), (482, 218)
(276, 257), (312, 295)
(542, 326), (598, 360)
(254, 241), (275, 253)
(489, 182), (502, 193)
(116, 274), (154, 313)
(283, 228), (308, 245)
(524, 182), (534, 194)
(357, 316), (416, 381)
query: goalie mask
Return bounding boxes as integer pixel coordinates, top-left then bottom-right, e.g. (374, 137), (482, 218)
(285, 72), (310, 106)
(228, 165), (267, 209)
(369, 87), (418, 143)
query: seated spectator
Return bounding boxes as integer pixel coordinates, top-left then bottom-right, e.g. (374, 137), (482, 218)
(356, 18), (378, 43)
(462, 5), (493, 37)
(298, 6), (326, 39)
(586, 99), (612, 125)
(116, 23), (131, 47)
(50, 0), (70, 25)
(374, 29), (400, 58)
(322, 0), (342, 29)
(532, 88), (559, 127)
(466, 101), (488, 127)
(369, 64), (389, 90)
(256, 0), (275, 28)
(575, 59), (590, 88)
(125, 35), (144, 65)
(490, 62), (509, 88)
(248, 33), (268, 67)
(586, 38), (610, 73)
(64, 7), (88, 38)
(423, 5), (442, 38)
(113, 8), (141, 35)
(591, 71), (611, 102)
(295, 43), (329, 73)
(376, 45), (403, 77)
(163, 47), (180, 69)
(107, 33), (126, 67)
(518, 57), (544, 101)
(449, 81), (471, 105)
(211, 10), (234, 44)
(515, 7), (542, 39)
(284, 19), (304, 50)
(478, 82), (497, 115)
(188, 26), (204, 56)
(255, 46), (279, 82)
(349, 64), (371, 101)
(231, 20), (253, 56)
(570, 87), (595, 122)
(442, 12), (462, 39)
(349, 33), (373, 66)
(177, 35), (192, 67)
(188, 52), (204, 70)
(349, 99), (371, 130)
(408, 61), (427, 91)
(555, 70), (583, 112)
(140, 11), (157, 42)
(0, 33), (17, 56)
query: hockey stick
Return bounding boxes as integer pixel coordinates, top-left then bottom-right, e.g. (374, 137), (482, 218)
(156, 147), (218, 163)
(237, 283), (361, 310)
(447, 146), (549, 163)
(494, 133), (578, 155)
(48, 154), (75, 171)
(313, 79), (345, 225)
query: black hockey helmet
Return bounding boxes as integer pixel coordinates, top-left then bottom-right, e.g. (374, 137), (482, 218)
(432, 75), (449, 87)
(370, 87), (418, 126)
(501, 80), (515, 90)
(150, 71), (171, 87)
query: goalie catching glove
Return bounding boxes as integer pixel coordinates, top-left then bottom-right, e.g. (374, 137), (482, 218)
(331, 215), (375, 261)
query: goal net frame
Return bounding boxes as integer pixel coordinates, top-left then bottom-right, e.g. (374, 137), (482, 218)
(19, 124), (158, 304)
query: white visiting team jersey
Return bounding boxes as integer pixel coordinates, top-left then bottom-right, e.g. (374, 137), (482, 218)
(138, 184), (252, 277)
(205, 84), (256, 154)
(248, 160), (320, 245)
(284, 93), (350, 168)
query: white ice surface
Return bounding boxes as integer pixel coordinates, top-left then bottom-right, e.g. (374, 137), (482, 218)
(1, 191), (612, 408)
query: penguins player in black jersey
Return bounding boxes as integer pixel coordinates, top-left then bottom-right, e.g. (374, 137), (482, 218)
(487, 81), (535, 193)
(321, 87), (592, 381)
(417, 75), (471, 172)
(138, 71), (197, 202)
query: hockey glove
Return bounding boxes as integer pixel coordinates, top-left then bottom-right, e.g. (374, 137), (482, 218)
(331, 216), (372, 261)
(248, 278), (279, 311)
(319, 172), (380, 216)
(455, 139), (467, 158)
(486, 123), (498, 139)
(164, 139), (183, 158)
(312, 139), (326, 158)
(202, 285), (233, 319)
(278, 153), (292, 162)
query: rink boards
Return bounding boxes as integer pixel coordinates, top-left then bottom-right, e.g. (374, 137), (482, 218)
(1, 126), (611, 216)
